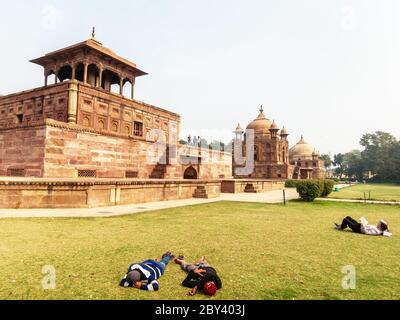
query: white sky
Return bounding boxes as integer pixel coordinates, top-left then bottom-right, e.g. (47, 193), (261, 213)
(1, 0), (400, 155)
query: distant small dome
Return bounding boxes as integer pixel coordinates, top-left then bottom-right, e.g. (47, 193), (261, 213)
(246, 106), (272, 134)
(280, 127), (289, 135)
(235, 123), (243, 132)
(289, 136), (316, 160)
(269, 120), (279, 131)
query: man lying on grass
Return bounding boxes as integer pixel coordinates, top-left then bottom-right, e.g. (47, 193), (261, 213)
(120, 251), (175, 291)
(334, 216), (392, 237)
(175, 255), (222, 297)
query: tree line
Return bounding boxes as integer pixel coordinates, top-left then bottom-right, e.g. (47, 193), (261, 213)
(321, 131), (400, 182)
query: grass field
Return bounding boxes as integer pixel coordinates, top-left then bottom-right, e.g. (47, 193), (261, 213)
(0, 201), (399, 300)
(329, 183), (400, 202)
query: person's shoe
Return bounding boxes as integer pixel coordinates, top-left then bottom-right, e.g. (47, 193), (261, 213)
(175, 256), (185, 265)
(334, 223), (341, 230)
(162, 251), (172, 259)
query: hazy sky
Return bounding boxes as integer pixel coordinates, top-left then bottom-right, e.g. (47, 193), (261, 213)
(1, 0), (399, 155)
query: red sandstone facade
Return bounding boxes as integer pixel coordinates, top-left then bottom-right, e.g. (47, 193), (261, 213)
(289, 136), (325, 179)
(232, 108), (325, 180)
(233, 107), (293, 179)
(0, 37), (232, 180)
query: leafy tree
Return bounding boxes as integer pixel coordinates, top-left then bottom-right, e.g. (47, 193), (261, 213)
(224, 142), (233, 153)
(360, 131), (400, 182)
(209, 140), (225, 151)
(200, 138), (209, 148)
(331, 131), (399, 182)
(333, 153), (345, 179)
(320, 154), (333, 170)
(343, 150), (365, 181)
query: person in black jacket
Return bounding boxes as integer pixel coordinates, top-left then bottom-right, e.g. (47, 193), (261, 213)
(175, 255), (222, 296)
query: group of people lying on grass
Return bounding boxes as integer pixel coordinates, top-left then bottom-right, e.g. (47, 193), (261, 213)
(119, 216), (391, 297)
(334, 216), (392, 237)
(120, 253), (222, 297)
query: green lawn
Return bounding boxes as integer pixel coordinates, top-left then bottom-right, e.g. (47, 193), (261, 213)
(0, 201), (399, 300)
(329, 183), (400, 202)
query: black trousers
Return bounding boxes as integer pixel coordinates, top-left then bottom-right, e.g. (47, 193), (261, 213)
(341, 216), (362, 233)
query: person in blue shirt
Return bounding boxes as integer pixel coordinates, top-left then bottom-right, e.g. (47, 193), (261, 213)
(120, 251), (175, 291)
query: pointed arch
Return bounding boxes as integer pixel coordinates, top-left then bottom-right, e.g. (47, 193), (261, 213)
(57, 65), (73, 82)
(122, 78), (133, 99)
(102, 69), (121, 94)
(184, 166), (198, 180)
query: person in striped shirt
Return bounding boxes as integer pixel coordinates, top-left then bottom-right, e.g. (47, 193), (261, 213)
(120, 251), (175, 291)
(334, 216), (392, 237)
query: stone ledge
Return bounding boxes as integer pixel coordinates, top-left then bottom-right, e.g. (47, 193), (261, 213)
(0, 119), (145, 141)
(0, 178), (221, 187)
(221, 179), (285, 194)
(0, 178), (222, 209)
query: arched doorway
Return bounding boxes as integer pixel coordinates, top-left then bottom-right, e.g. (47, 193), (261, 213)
(102, 69), (120, 93)
(122, 78), (133, 99)
(57, 65), (73, 82)
(75, 63), (85, 82)
(184, 166), (198, 180)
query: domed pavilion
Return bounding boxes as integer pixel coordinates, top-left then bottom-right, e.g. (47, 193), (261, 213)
(289, 136), (325, 179)
(233, 106), (292, 179)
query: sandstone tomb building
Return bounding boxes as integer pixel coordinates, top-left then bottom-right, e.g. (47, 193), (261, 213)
(0, 35), (231, 181)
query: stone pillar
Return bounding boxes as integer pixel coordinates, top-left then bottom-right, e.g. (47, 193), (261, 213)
(131, 77), (135, 99)
(71, 64), (76, 80)
(67, 81), (79, 124)
(83, 63), (88, 84)
(99, 69), (103, 89)
(55, 73), (58, 84)
(119, 77), (124, 95)
(44, 74), (48, 87)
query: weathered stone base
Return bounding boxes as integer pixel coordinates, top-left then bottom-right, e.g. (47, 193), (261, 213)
(0, 179), (221, 209)
(221, 179), (285, 194)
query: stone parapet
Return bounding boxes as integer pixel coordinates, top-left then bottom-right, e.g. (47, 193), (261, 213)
(0, 178), (221, 209)
(221, 179), (285, 194)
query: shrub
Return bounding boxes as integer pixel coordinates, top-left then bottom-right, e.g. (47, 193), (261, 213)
(316, 179), (325, 194)
(285, 179), (300, 188)
(321, 180), (335, 198)
(296, 180), (322, 201)
(179, 140), (188, 145)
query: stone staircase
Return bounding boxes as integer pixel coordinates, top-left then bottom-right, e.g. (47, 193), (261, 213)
(193, 186), (209, 199)
(150, 163), (167, 179)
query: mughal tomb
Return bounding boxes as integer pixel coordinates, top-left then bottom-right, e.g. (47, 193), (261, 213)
(0, 33), (324, 209)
